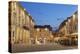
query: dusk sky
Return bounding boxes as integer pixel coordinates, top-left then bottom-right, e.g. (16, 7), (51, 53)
(19, 2), (77, 30)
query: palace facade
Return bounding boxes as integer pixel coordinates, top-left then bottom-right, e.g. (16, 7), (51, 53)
(9, 1), (35, 45)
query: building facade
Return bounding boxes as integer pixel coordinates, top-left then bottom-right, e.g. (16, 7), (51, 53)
(30, 25), (53, 45)
(58, 11), (78, 43)
(9, 1), (35, 45)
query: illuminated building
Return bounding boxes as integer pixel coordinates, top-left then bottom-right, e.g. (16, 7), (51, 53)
(9, 1), (35, 45)
(30, 25), (53, 45)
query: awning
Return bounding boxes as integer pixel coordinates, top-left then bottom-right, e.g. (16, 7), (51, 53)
(70, 33), (78, 36)
(66, 32), (78, 36)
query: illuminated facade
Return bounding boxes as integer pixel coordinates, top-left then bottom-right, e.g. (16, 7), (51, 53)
(9, 1), (77, 46)
(9, 1), (35, 45)
(30, 25), (53, 45)
(59, 11), (78, 39)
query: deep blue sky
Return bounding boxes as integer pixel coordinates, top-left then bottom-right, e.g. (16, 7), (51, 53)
(19, 2), (77, 30)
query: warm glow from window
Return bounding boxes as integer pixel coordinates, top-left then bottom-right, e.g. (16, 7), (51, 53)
(73, 14), (75, 20)
(45, 28), (48, 31)
(68, 19), (70, 22)
(51, 35), (53, 38)
(36, 28), (40, 31)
